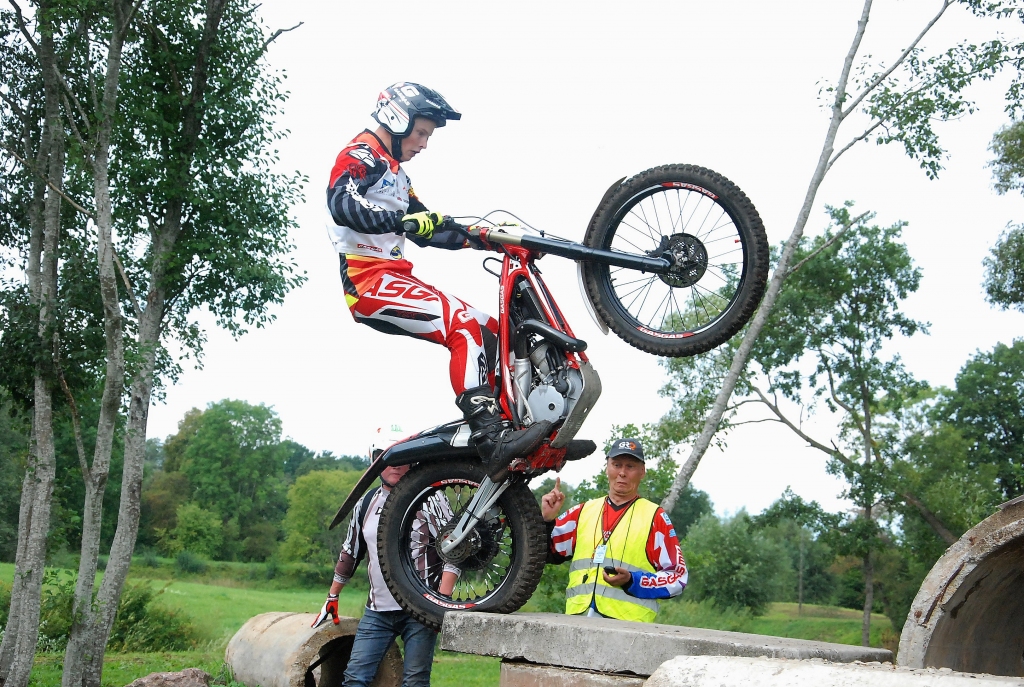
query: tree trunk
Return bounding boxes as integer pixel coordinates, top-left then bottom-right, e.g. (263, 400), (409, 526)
(660, 0), (875, 515)
(0, 14), (64, 686)
(862, 550), (874, 647)
(60, 3), (132, 685)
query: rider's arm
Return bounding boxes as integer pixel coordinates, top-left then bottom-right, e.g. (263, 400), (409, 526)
(622, 508), (688, 600)
(403, 186), (472, 251)
(331, 503), (368, 592)
(546, 502), (584, 564)
(326, 144), (405, 234)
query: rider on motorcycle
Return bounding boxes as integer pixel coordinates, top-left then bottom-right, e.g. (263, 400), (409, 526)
(326, 82), (552, 479)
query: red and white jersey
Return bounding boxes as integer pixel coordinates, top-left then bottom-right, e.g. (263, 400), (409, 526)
(326, 130), (417, 261)
(325, 129), (471, 261)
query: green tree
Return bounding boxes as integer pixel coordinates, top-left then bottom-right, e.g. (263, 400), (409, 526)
(170, 399), (289, 556)
(279, 470), (362, 565)
(138, 471), (190, 550)
(753, 489), (841, 612)
(660, 207), (934, 645)
(982, 125), (1024, 310)
(659, 2), (1024, 595)
(1, 2), (304, 683)
(157, 502), (223, 558)
(938, 340), (1024, 500)
(682, 512), (789, 615)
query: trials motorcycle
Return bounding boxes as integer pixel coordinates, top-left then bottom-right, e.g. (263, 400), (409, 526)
(328, 164), (769, 630)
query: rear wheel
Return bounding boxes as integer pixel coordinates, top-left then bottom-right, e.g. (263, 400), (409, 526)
(582, 164), (769, 357)
(377, 460), (548, 631)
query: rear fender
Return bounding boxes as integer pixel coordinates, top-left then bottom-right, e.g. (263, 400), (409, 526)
(328, 425), (478, 529)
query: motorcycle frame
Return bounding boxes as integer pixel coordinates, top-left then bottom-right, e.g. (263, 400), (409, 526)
(495, 243), (588, 472)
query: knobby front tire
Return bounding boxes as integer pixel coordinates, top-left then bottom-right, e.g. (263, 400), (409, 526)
(377, 460), (548, 631)
(582, 164), (769, 357)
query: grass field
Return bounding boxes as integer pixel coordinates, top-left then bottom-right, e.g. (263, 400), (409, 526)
(1, 562), (894, 686)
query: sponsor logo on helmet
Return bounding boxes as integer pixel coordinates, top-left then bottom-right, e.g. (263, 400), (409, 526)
(390, 246), (403, 259)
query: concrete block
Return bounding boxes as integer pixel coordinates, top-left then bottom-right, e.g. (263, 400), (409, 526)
(899, 499), (1024, 676)
(225, 611), (402, 687)
(644, 655), (1024, 687)
(440, 612), (892, 677)
(501, 662), (645, 687)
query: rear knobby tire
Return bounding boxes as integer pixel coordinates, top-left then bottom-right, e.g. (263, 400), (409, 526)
(377, 460), (548, 631)
(582, 164), (769, 357)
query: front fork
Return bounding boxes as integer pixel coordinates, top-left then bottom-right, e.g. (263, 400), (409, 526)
(439, 475), (510, 555)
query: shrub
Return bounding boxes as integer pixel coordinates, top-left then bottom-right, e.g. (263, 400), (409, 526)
(176, 550), (208, 575)
(34, 572), (199, 652)
(142, 548), (160, 568)
(523, 564), (570, 613)
(107, 583), (199, 651)
(159, 502), (224, 558)
(683, 512), (790, 615)
(38, 570), (76, 651)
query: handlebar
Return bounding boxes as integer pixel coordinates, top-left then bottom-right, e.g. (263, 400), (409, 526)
(400, 217), (675, 274)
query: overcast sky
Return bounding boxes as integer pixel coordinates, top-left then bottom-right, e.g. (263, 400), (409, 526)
(146, 0), (1024, 517)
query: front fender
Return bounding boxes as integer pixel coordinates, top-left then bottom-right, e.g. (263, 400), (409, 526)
(328, 430), (477, 529)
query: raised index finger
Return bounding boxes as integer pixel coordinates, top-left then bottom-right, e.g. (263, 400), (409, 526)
(554, 477), (562, 494)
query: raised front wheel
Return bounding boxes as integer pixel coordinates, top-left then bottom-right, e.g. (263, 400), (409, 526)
(582, 164), (769, 357)
(377, 460), (548, 631)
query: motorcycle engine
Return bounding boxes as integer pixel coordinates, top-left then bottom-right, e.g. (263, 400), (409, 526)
(527, 384), (565, 423)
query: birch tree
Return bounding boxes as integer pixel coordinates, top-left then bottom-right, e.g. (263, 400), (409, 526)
(1, 1), (303, 685)
(0, 3), (70, 684)
(661, 0), (1023, 519)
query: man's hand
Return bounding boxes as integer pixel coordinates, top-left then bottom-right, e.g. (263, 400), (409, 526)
(602, 567), (632, 588)
(541, 477), (565, 522)
(402, 211), (443, 239)
(311, 593), (340, 628)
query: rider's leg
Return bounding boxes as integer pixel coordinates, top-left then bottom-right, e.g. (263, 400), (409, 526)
(455, 385), (551, 481)
(343, 257), (551, 476)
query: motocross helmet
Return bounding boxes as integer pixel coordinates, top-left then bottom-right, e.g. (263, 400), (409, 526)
(373, 82), (461, 160)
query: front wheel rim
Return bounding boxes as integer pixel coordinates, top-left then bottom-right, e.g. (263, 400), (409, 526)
(604, 184), (749, 336)
(399, 479), (516, 608)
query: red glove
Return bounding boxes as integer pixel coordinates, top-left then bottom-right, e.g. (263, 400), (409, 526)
(311, 594), (340, 628)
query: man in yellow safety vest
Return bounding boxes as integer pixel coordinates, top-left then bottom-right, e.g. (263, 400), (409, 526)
(540, 438), (688, 621)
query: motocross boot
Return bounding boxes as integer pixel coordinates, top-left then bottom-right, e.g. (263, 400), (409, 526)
(456, 385), (553, 482)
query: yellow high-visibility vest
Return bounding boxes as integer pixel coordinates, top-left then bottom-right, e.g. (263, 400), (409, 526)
(565, 496), (660, 622)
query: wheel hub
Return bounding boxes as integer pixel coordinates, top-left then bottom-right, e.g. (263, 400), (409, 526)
(655, 233), (708, 288)
(436, 516), (503, 571)
(437, 522), (481, 566)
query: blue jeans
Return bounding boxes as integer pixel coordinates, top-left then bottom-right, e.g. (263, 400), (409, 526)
(343, 608), (437, 687)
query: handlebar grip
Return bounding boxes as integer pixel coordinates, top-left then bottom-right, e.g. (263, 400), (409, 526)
(401, 219), (419, 234)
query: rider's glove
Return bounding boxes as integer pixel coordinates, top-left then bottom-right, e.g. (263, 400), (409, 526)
(401, 211), (443, 240)
(311, 593), (340, 628)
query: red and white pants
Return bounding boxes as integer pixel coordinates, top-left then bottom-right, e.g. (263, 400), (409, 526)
(340, 255), (498, 395)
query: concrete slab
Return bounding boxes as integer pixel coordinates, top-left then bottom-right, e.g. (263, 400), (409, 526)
(645, 656), (1024, 687)
(440, 612), (892, 677)
(500, 663), (645, 687)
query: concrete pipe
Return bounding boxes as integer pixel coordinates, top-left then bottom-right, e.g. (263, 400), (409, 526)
(225, 612), (403, 687)
(898, 497), (1024, 677)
